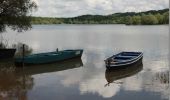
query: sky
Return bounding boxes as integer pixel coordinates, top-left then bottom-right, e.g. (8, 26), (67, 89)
(32, 0), (169, 17)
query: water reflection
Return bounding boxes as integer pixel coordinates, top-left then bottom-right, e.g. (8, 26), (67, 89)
(77, 51), (169, 100)
(142, 68), (169, 99)
(0, 58), (83, 100)
(15, 58), (83, 75)
(1, 25), (169, 100)
(105, 61), (143, 86)
(122, 60), (169, 100)
(0, 59), (15, 68)
(0, 66), (33, 100)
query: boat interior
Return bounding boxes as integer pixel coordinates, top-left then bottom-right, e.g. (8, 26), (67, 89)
(23, 50), (81, 58)
(109, 52), (141, 63)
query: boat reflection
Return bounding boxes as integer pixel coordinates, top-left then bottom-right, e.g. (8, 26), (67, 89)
(0, 57), (83, 100)
(105, 60), (143, 86)
(15, 57), (83, 75)
(0, 58), (15, 68)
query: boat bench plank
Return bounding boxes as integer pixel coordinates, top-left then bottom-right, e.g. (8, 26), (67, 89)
(117, 55), (137, 58)
(114, 56), (133, 60)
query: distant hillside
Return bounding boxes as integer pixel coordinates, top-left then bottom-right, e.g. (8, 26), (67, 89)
(31, 8), (169, 25)
(112, 9), (169, 16)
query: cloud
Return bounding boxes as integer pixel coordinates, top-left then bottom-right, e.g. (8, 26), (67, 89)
(79, 73), (121, 98)
(32, 0), (169, 17)
(123, 75), (143, 91)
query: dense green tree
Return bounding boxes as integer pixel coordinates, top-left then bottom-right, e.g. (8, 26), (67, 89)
(132, 16), (141, 24)
(0, 0), (37, 33)
(155, 13), (164, 24)
(163, 12), (169, 24)
(141, 14), (158, 25)
(125, 16), (133, 25)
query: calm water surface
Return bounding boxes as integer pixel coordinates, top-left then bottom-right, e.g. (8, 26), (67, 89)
(0, 25), (169, 100)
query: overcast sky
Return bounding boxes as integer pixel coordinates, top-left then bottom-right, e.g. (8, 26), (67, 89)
(32, 0), (169, 17)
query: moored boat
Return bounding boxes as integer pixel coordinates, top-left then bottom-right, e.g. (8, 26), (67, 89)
(0, 49), (16, 59)
(15, 49), (83, 66)
(105, 52), (143, 69)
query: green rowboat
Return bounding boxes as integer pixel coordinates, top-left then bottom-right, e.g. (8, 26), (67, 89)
(15, 49), (83, 66)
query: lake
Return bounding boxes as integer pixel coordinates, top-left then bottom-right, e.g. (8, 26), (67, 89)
(0, 25), (169, 100)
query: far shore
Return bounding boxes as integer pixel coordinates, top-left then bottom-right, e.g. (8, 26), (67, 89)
(31, 8), (169, 25)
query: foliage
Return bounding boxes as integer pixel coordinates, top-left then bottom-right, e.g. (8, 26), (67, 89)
(155, 13), (164, 24)
(163, 12), (169, 24)
(125, 16), (133, 25)
(0, 42), (6, 48)
(0, 35), (8, 48)
(0, 0), (37, 33)
(141, 14), (158, 25)
(31, 8), (169, 25)
(132, 16), (141, 25)
(12, 43), (33, 57)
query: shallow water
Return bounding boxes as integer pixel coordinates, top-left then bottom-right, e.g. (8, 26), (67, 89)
(0, 25), (169, 100)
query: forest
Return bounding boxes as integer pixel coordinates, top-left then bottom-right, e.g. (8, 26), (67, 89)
(31, 8), (169, 25)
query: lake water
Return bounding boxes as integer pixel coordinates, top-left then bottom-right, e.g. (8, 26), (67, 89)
(0, 25), (169, 100)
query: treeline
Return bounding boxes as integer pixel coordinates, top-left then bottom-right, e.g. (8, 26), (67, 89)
(31, 8), (169, 25)
(125, 12), (169, 25)
(31, 17), (64, 24)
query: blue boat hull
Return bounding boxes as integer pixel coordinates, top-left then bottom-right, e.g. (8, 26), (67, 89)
(106, 56), (143, 69)
(15, 49), (83, 66)
(105, 52), (143, 69)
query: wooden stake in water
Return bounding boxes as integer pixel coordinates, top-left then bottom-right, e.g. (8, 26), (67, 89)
(56, 48), (58, 52)
(22, 44), (25, 67)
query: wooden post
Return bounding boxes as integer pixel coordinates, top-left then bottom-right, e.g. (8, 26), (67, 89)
(56, 48), (58, 52)
(22, 44), (25, 67)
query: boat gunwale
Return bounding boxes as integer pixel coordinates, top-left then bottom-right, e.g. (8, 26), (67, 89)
(107, 54), (143, 67)
(15, 49), (83, 65)
(106, 52), (142, 63)
(16, 49), (83, 58)
(105, 52), (143, 67)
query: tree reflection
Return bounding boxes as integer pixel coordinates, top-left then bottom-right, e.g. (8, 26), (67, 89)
(0, 56), (84, 99)
(0, 65), (33, 100)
